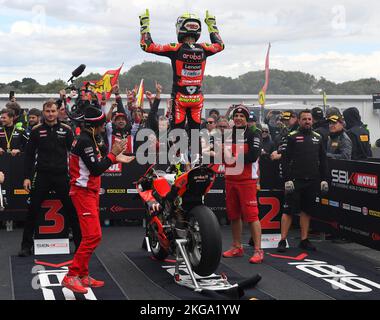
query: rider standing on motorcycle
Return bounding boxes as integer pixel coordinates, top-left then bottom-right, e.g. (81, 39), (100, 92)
(62, 106), (132, 294)
(222, 106), (264, 264)
(139, 9), (224, 132)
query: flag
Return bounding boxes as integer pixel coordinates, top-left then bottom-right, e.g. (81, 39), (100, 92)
(87, 64), (124, 101)
(323, 91), (328, 107)
(136, 79), (145, 109)
(259, 43), (271, 106)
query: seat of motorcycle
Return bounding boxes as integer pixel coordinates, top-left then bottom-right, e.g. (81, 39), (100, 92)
(153, 177), (172, 198)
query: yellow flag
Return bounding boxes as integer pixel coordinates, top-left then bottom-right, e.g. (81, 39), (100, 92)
(136, 79), (145, 108)
(259, 90), (266, 106)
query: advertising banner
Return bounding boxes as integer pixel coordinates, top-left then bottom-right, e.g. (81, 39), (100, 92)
(1, 155), (379, 249)
(312, 159), (380, 250)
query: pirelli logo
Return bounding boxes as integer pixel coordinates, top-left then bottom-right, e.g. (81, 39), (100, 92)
(107, 189), (126, 194)
(14, 189), (28, 195)
(178, 96), (201, 103)
(360, 135), (369, 142)
(369, 210), (380, 218)
(321, 199), (329, 205)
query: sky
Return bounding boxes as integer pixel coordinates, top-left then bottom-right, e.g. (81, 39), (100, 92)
(0, 0), (379, 84)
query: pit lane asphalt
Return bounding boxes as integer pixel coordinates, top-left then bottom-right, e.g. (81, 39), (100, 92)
(1, 225), (379, 300)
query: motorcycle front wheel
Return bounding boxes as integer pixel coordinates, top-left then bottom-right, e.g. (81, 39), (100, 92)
(186, 205), (222, 277)
(147, 220), (169, 261)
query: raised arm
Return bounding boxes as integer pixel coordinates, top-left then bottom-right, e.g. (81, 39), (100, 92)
(202, 11), (225, 56)
(140, 9), (179, 57)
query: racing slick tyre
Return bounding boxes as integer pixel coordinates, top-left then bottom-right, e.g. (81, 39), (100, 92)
(187, 205), (222, 277)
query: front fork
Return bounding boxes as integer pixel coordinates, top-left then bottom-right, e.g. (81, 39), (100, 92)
(148, 216), (170, 251)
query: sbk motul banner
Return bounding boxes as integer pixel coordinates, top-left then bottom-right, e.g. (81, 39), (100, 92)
(312, 159), (380, 250)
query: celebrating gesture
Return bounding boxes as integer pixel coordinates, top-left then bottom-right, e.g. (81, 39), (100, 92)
(139, 8), (224, 139)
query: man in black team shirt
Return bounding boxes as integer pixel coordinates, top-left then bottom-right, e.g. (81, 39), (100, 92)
(0, 108), (28, 156)
(18, 100), (82, 257)
(277, 110), (329, 253)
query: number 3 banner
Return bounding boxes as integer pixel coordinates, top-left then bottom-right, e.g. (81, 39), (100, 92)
(34, 198), (70, 255)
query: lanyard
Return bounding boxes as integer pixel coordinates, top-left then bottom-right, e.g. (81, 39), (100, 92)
(4, 126), (16, 151)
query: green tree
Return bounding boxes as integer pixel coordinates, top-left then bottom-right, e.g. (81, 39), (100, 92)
(43, 80), (68, 94)
(1, 62), (379, 95)
(20, 78), (41, 93)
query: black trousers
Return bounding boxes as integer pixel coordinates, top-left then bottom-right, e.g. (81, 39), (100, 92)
(21, 171), (82, 250)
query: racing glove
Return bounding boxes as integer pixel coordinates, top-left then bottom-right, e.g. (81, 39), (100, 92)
(285, 181), (295, 194)
(205, 10), (219, 33)
(139, 9), (150, 34)
(147, 201), (161, 216)
(321, 181), (329, 194)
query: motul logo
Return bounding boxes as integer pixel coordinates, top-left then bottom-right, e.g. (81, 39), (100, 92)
(352, 173), (378, 189)
(107, 164), (122, 173)
(332, 170), (378, 189)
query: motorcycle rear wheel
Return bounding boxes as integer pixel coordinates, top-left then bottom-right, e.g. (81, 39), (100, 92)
(186, 205), (222, 277)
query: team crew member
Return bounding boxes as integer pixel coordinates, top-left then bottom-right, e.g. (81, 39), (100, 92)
(270, 110), (299, 162)
(140, 9), (224, 131)
(0, 108), (28, 157)
(277, 110), (329, 253)
(222, 106), (264, 264)
(326, 114), (352, 160)
(342, 107), (372, 160)
(26, 108), (42, 136)
(312, 107), (329, 149)
(18, 100), (81, 257)
(62, 106), (134, 294)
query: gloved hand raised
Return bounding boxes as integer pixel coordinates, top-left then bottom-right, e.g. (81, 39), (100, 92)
(139, 9), (150, 34)
(321, 181), (329, 194)
(285, 181), (295, 194)
(205, 10), (219, 33)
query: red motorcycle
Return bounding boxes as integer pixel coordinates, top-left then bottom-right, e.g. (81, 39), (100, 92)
(136, 164), (222, 277)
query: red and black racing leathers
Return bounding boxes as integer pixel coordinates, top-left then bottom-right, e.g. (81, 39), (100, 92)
(140, 32), (224, 130)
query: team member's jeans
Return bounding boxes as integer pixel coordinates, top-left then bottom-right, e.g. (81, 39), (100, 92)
(67, 187), (101, 278)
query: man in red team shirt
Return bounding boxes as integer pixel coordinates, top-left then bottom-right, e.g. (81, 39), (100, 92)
(222, 106), (264, 264)
(62, 106), (134, 294)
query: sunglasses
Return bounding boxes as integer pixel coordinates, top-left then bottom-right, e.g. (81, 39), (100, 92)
(262, 130), (269, 133)
(207, 121), (215, 124)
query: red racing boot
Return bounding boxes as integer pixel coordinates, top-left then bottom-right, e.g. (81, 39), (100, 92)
(80, 276), (105, 288)
(62, 276), (88, 294)
(223, 246), (244, 258)
(249, 250), (264, 264)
